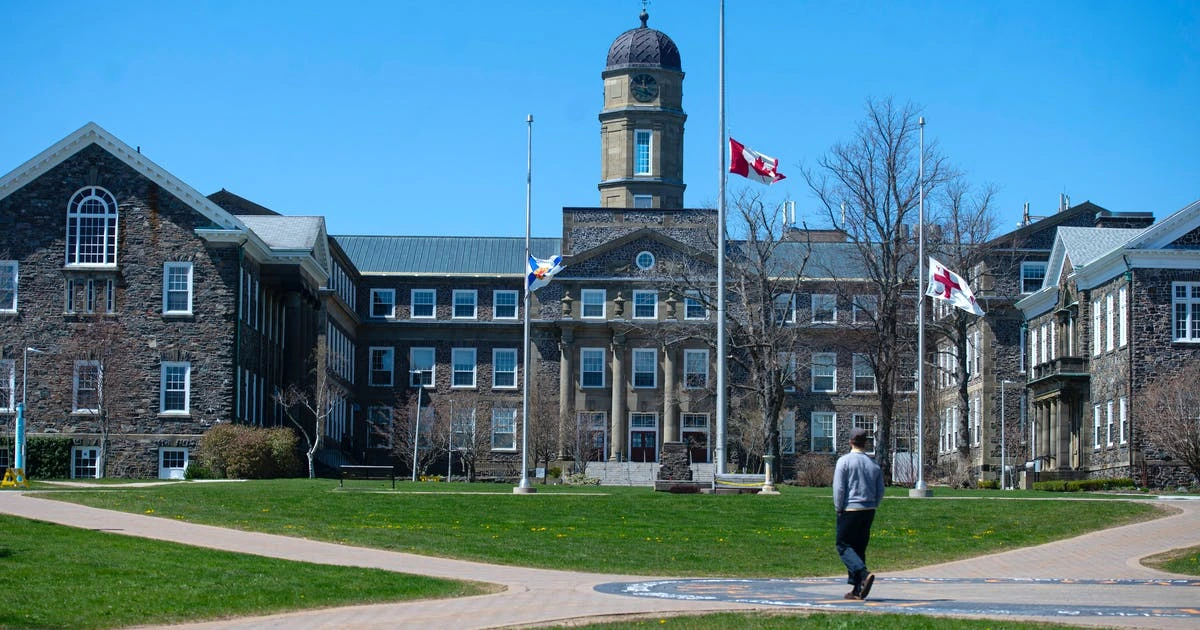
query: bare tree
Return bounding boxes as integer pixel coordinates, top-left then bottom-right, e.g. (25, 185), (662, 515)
(526, 370), (561, 483)
(925, 179), (1000, 483)
(274, 344), (344, 479)
(661, 189), (811, 478)
(803, 97), (952, 483)
(1140, 362), (1200, 484)
(62, 319), (132, 477)
(390, 390), (439, 479)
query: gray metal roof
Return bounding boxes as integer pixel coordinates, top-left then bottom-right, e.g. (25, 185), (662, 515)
(335, 235), (563, 275)
(239, 215), (325, 251)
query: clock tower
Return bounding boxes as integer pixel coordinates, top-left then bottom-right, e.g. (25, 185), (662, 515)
(599, 10), (686, 209)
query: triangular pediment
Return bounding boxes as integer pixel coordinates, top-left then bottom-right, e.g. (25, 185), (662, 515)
(0, 122), (244, 231)
(562, 227), (714, 279)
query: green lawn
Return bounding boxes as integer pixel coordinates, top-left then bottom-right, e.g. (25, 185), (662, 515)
(1143, 544), (1200, 576)
(41, 480), (1162, 577)
(0, 513), (491, 629)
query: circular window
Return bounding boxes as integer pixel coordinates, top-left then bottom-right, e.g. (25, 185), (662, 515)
(635, 251), (656, 271)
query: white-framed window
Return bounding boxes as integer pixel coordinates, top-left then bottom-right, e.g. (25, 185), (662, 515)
(811, 352), (836, 392)
(773, 293), (795, 324)
(66, 186), (119, 267)
(370, 289), (395, 318)
(634, 129), (652, 175)
(683, 349), (708, 389)
(811, 411), (835, 453)
(411, 289), (436, 319)
(852, 294), (877, 324)
(492, 348), (518, 389)
(1029, 325), (1039, 367)
(971, 330), (982, 377)
(897, 354), (917, 393)
(369, 347), (395, 386)
(633, 195), (653, 208)
(635, 251), (656, 271)
(780, 411), (796, 454)
(410, 347), (435, 386)
(162, 262), (193, 315)
(453, 290), (477, 319)
(451, 347), (476, 388)
(852, 354), (875, 392)
(1093, 404), (1102, 449)
(811, 294), (837, 323)
(581, 348), (605, 388)
(367, 406), (392, 449)
(633, 290), (657, 319)
(1119, 396), (1128, 444)
(0, 359), (14, 412)
(160, 361), (190, 414)
(1118, 286), (1128, 348)
(72, 446), (100, 479)
(852, 413), (877, 453)
(684, 290), (707, 320)
(779, 352), (798, 392)
(632, 348), (657, 388)
(450, 406), (476, 451)
(493, 290), (518, 320)
(0, 261), (17, 312)
(1105, 293), (1115, 352)
(1019, 324), (1027, 373)
(1021, 261), (1047, 294)
(491, 407), (517, 451)
(1106, 399), (1115, 447)
(1173, 282), (1200, 342)
(1040, 323), (1049, 366)
(1092, 298), (1102, 356)
(972, 395), (982, 446)
(581, 289), (606, 319)
(158, 448), (189, 480)
(73, 360), (101, 413)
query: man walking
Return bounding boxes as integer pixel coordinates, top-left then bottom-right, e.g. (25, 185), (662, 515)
(833, 427), (884, 600)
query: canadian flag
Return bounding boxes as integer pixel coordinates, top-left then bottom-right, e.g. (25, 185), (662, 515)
(729, 138), (786, 185)
(927, 257), (985, 316)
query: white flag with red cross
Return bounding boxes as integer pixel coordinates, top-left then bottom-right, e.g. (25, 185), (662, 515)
(927, 257), (985, 316)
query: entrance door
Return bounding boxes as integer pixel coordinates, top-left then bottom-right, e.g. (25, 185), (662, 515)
(681, 413), (709, 463)
(629, 413), (658, 463)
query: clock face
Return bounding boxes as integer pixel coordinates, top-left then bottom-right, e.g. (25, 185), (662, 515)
(630, 73), (659, 102)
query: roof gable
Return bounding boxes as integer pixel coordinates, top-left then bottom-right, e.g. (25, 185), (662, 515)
(1125, 199), (1200, 250)
(0, 122), (244, 231)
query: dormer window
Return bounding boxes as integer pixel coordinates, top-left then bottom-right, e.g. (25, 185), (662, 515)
(66, 186), (119, 267)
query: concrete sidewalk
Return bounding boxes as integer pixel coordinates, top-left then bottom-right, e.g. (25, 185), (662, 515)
(1, 491), (1198, 629)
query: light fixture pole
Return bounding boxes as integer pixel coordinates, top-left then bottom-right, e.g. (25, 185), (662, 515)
(411, 370), (424, 483)
(16, 347), (46, 473)
(1000, 379), (1018, 490)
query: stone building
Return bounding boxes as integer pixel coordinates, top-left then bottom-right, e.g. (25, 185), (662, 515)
(3, 10), (1194, 487)
(1016, 200), (1200, 487)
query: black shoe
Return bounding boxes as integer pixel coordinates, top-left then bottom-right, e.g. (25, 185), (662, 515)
(859, 573), (875, 600)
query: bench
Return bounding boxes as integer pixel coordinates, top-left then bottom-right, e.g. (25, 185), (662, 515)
(712, 473), (766, 494)
(339, 465), (397, 489)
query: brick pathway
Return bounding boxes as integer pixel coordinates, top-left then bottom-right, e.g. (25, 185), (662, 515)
(1, 490), (1197, 629)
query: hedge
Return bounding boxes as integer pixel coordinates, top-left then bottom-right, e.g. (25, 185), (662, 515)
(196, 423), (301, 479)
(1033, 478), (1135, 492)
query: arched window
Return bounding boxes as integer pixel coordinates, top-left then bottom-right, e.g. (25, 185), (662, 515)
(66, 186), (119, 266)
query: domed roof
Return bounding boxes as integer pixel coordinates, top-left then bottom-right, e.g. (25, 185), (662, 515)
(605, 10), (681, 72)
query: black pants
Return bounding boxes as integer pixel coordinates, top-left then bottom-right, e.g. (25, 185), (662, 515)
(836, 509), (876, 587)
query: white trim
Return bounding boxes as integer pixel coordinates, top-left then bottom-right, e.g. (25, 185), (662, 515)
(452, 289), (478, 320)
(0, 123), (244, 230)
(632, 347), (657, 388)
(632, 290), (658, 319)
(581, 289), (607, 319)
(369, 346), (395, 387)
(162, 262), (194, 316)
(451, 347), (477, 388)
(410, 288), (436, 319)
(0, 260), (16, 313)
(492, 348), (518, 389)
(492, 289), (519, 320)
(370, 288), (396, 319)
(159, 361), (191, 415)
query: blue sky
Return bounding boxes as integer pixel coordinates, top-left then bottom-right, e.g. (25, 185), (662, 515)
(1, 0), (1196, 238)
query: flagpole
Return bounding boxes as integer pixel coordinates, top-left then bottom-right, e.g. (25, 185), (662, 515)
(516, 113), (536, 494)
(714, 0), (728, 476)
(911, 116), (932, 498)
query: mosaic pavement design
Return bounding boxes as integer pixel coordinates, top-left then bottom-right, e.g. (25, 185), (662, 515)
(595, 577), (1200, 621)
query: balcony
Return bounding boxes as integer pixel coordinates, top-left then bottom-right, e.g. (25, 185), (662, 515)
(1029, 356), (1090, 396)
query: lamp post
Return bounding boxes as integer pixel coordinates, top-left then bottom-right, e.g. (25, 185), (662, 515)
(16, 347), (46, 473)
(1000, 379), (1018, 490)
(411, 370), (424, 483)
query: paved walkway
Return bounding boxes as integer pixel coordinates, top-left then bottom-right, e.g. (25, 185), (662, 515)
(1, 490), (1198, 629)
